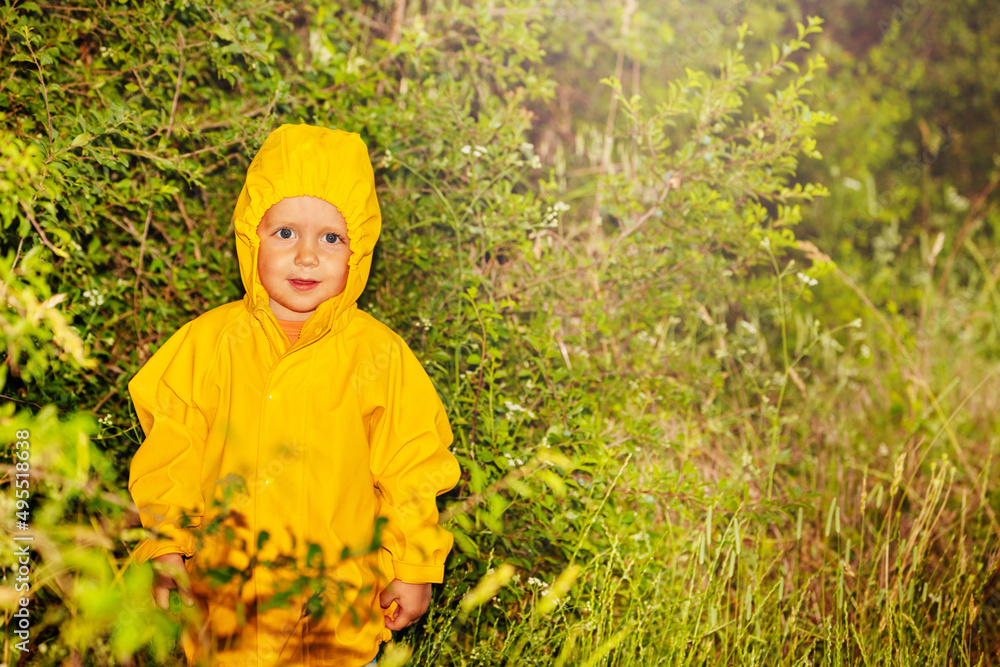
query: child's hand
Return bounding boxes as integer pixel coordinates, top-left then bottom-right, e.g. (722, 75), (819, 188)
(151, 553), (194, 610)
(379, 579), (432, 631)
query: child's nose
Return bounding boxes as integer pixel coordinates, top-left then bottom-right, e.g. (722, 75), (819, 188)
(295, 241), (319, 267)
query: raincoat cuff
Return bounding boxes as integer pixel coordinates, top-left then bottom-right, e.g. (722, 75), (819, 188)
(391, 560), (445, 584)
(131, 530), (197, 564)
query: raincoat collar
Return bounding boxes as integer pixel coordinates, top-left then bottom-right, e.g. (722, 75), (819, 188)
(231, 124), (382, 347)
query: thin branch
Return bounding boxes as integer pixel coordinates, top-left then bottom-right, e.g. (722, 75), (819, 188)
(19, 201), (66, 258)
(390, 0), (406, 45)
(110, 210), (145, 245)
(348, 8), (390, 34)
(171, 194), (204, 264)
(934, 170), (1000, 299)
(0, 237), (25, 298)
(92, 386), (120, 414)
(172, 194), (195, 233)
(132, 201), (155, 295)
(196, 105), (270, 132)
(605, 172), (682, 257)
(23, 36), (53, 153)
(0, 393), (45, 410)
(164, 29), (186, 143)
(835, 262), (914, 369)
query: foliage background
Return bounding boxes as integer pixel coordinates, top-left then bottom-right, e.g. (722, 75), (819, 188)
(2, 0), (999, 664)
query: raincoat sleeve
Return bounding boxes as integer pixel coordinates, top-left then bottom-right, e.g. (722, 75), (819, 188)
(368, 337), (461, 584)
(127, 321), (210, 564)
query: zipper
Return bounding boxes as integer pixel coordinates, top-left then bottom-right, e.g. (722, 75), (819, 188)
(253, 308), (285, 358)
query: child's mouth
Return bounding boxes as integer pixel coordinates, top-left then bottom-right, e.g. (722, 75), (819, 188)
(289, 279), (319, 291)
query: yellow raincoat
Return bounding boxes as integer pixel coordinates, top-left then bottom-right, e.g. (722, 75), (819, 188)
(128, 124), (461, 665)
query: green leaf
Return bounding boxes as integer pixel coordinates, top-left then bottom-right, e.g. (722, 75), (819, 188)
(450, 526), (479, 557)
(70, 132), (93, 149)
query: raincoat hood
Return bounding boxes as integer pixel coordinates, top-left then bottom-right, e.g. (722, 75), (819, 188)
(232, 124), (381, 338)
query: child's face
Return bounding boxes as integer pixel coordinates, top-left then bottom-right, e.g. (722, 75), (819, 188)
(256, 196), (352, 322)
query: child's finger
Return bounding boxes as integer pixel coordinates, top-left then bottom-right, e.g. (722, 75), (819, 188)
(153, 585), (171, 611)
(384, 611), (406, 630)
(381, 599), (399, 626)
(378, 586), (398, 610)
(385, 605), (419, 631)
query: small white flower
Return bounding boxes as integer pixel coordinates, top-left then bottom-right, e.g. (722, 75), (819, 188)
(945, 186), (970, 212)
(860, 344), (871, 359)
(461, 145), (472, 155)
(504, 400), (536, 420)
(519, 142), (535, 153)
(542, 202), (569, 227)
(529, 155), (542, 169)
(760, 237), (771, 250)
(83, 289), (105, 307)
(842, 176), (862, 191)
(739, 320), (758, 336)
(635, 330), (655, 345)
(472, 145), (488, 158)
(796, 272), (818, 287)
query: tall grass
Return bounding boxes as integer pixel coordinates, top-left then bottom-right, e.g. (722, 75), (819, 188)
(404, 256), (1000, 666)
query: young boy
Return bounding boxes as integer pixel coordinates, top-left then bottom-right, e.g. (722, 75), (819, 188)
(128, 124), (461, 666)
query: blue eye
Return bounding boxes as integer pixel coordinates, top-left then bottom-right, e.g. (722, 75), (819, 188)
(324, 233), (342, 244)
(277, 228), (292, 239)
